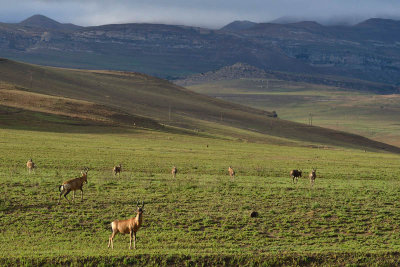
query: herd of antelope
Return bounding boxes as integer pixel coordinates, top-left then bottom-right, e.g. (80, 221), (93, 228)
(25, 158), (317, 249)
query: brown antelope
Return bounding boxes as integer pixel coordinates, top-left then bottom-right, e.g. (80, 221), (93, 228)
(290, 169), (302, 183)
(309, 168), (317, 186)
(171, 166), (177, 178)
(228, 166), (235, 178)
(58, 167), (88, 204)
(26, 159), (35, 174)
(108, 201), (145, 249)
(113, 164), (122, 177)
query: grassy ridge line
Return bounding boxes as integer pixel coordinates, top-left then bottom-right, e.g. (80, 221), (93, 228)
(1, 58), (400, 152)
(3, 252), (400, 266)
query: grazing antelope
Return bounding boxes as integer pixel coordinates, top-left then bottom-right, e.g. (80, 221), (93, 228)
(228, 166), (235, 178)
(309, 168), (317, 186)
(108, 201), (145, 249)
(113, 164), (122, 177)
(58, 167), (88, 204)
(290, 169), (302, 183)
(250, 211), (259, 218)
(171, 166), (177, 178)
(26, 159), (35, 173)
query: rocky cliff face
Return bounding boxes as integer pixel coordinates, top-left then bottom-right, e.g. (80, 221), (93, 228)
(2, 15), (400, 88)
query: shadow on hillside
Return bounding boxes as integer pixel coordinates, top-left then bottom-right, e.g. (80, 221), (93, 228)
(0, 105), (220, 139)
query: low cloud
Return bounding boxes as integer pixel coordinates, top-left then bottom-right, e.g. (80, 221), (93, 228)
(1, 0), (400, 28)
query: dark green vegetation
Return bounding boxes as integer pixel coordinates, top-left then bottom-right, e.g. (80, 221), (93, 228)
(1, 59), (398, 153)
(3, 15), (400, 86)
(187, 77), (400, 147)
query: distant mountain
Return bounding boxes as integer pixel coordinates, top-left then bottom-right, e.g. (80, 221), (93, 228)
(220, 20), (257, 31)
(355, 18), (400, 28)
(269, 15), (366, 26)
(0, 16), (312, 78)
(2, 15), (400, 88)
(19, 14), (81, 31)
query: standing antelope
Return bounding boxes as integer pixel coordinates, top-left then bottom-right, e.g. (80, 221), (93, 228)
(171, 166), (177, 178)
(113, 164), (122, 177)
(108, 201), (145, 249)
(58, 167), (88, 204)
(309, 168), (317, 186)
(290, 169), (302, 183)
(26, 159), (36, 173)
(228, 166), (235, 179)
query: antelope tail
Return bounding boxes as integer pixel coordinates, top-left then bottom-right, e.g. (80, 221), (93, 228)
(59, 185), (63, 192)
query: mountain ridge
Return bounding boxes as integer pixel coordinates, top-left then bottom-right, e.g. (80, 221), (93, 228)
(2, 15), (400, 88)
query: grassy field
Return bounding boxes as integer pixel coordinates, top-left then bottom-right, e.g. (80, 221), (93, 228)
(2, 122), (400, 265)
(187, 78), (400, 147)
(2, 59), (400, 265)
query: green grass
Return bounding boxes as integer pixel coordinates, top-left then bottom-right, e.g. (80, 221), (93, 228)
(2, 125), (400, 265)
(188, 78), (400, 147)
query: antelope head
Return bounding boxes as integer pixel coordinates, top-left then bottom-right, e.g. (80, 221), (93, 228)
(136, 200), (145, 214)
(81, 167), (89, 183)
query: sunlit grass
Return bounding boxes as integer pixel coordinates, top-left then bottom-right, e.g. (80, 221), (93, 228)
(1, 127), (400, 265)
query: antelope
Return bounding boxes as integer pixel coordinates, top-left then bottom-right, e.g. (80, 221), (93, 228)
(309, 168), (317, 186)
(108, 201), (145, 249)
(113, 164), (122, 177)
(171, 166), (177, 178)
(58, 167), (88, 204)
(228, 166), (235, 178)
(26, 159), (35, 173)
(250, 211), (259, 218)
(290, 169), (302, 183)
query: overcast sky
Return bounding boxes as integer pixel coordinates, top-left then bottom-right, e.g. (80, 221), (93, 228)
(1, 0), (400, 28)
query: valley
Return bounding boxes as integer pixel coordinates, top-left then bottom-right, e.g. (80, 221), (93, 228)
(187, 78), (400, 147)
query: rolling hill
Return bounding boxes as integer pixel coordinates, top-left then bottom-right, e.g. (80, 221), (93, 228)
(175, 62), (398, 94)
(0, 58), (399, 153)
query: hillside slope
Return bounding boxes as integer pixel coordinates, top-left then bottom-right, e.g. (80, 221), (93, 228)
(0, 59), (399, 153)
(0, 83), (159, 130)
